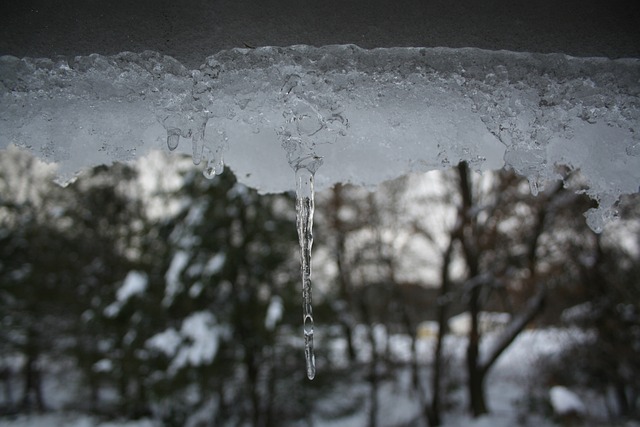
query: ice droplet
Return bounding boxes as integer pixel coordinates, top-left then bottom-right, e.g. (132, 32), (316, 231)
(203, 155), (224, 179)
(528, 176), (541, 196)
(584, 194), (619, 233)
(304, 313), (315, 380)
(166, 128), (180, 151)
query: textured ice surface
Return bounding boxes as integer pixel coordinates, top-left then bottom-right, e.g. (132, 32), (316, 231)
(1, 45), (639, 230)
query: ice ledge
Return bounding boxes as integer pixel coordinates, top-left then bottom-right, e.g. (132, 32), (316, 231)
(1, 45), (639, 231)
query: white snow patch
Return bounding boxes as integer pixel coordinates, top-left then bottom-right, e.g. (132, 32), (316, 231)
(184, 397), (220, 427)
(188, 281), (204, 298)
(147, 328), (182, 356)
(92, 358), (113, 373)
(164, 250), (190, 306)
(561, 302), (593, 324)
(102, 303), (120, 318)
(172, 312), (220, 371)
(103, 271), (148, 317)
(265, 295), (283, 331)
(116, 271), (148, 302)
(147, 312), (223, 373)
(184, 203), (206, 228)
(204, 253), (225, 276)
(0, 414), (156, 427)
(1, 328), (625, 427)
(448, 311), (511, 336)
(549, 385), (586, 416)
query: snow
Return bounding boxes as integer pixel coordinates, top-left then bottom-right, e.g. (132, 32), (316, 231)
(265, 295), (283, 331)
(204, 253), (225, 276)
(103, 271), (148, 317)
(178, 312), (219, 363)
(115, 271), (148, 302)
(3, 328), (638, 427)
(146, 328), (182, 357)
(1, 46), (639, 231)
(92, 359), (113, 373)
(313, 327), (603, 426)
(561, 302), (594, 324)
(163, 250), (189, 306)
(549, 385), (586, 416)
(448, 312), (511, 336)
(147, 311), (222, 373)
(0, 414), (157, 427)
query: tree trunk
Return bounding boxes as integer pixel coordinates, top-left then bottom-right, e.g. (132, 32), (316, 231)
(360, 299), (378, 427)
(264, 356), (276, 427)
(467, 362), (488, 417)
(1, 366), (15, 411)
(367, 325), (379, 427)
(467, 285), (488, 417)
(426, 238), (456, 426)
(456, 162), (488, 417)
(246, 350), (262, 427)
(88, 371), (100, 413)
(480, 285), (546, 372)
(427, 307), (446, 426)
(336, 243), (357, 363)
(21, 348), (46, 413)
(332, 184), (357, 363)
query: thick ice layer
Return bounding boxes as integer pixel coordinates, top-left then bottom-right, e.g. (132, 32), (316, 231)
(1, 46), (639, 230)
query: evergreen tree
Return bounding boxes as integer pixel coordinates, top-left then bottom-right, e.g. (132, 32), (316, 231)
(146, 167), (299, 426)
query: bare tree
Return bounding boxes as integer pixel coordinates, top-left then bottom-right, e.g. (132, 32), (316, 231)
(327, 183), (359, 362)
(425, 234), (456, 426)
(448, 161), (596, 417)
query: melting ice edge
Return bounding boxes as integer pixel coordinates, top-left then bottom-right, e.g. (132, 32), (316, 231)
(1, 45), (639, 233)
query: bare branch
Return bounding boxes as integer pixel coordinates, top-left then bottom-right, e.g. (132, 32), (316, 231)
(479, 284), (546, 375)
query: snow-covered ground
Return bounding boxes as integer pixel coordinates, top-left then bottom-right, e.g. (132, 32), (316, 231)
(3, 327), (637, 427)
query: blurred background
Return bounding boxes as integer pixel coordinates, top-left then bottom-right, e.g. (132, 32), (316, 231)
(0, 148), (639, 426)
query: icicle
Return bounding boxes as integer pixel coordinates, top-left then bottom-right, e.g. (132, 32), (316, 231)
(293, 156), (323, 380)
(161, 113), (214, 170)
(528, 177), (539, 196)
(527, 175), (546, 196)
(191, 125), (205, 165)
(202, 129), (229, 179)
(166, 128), (180, 151)
(278, 72), (347, 380)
